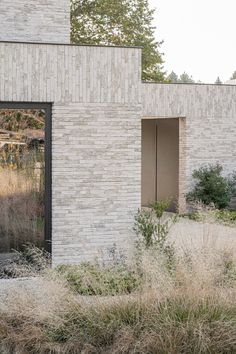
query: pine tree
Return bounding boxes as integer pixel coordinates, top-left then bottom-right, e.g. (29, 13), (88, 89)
(230, 71), (236, 80)
(71, 0), (166, 82)
(167, 71), (179, 83)
(215, 77), (222, 85)
(178, 72), (195, 83)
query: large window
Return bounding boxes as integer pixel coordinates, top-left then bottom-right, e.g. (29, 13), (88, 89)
(0, 103), (51, 254)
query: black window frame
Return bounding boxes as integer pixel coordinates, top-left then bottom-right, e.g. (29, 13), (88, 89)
(0, 102), (52, 253)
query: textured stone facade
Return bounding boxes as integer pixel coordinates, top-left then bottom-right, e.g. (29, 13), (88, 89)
(1, 38), (236, 264)
(52, 103), (141, 264)
(0, 0), (70, 44)
(142, 83), (236, 193)
(0, 42), (142, 265)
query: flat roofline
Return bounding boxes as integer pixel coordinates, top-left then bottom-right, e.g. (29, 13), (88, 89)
(0, 40), (142, 50)
(142, 81), (236, 87)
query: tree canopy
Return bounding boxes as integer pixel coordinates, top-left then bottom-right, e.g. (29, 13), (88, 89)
(71, 0), (166, 82)
(179, 72), (195, 83)
(215, 76), (222, 85)
(230, 71), (236, 80)
(167, 71), (179, 83)
(167, 71), (195, 83)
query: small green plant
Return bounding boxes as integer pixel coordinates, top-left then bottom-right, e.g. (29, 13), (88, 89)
(57, 263), (141, 296)
(181, 208), (236, 226)
(134, 202), (176, 271)
(181, 212), (203, 221)
(215, 210), (236, 225)
(227, 172), (236, 199)
(187, 163), (236, 209)
(134, 201), (175, 251)
(150, 200), (170, 218)
(134, 209), (156, 248)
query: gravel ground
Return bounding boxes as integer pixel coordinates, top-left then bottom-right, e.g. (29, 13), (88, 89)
(169, 217), (236, 251)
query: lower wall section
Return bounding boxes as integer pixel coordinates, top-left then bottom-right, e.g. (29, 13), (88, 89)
(52, 103), (141, 265)
(186, 115), (236, 190)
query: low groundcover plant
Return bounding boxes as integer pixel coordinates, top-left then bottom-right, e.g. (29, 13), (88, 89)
(56, 263), (141, 296)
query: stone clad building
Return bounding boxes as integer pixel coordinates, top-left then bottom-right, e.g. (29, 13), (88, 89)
(0, 0), (236, 265)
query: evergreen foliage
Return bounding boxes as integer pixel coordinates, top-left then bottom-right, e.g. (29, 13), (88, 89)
(71, 0), (166, 82)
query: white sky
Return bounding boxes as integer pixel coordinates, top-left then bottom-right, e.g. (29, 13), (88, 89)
(149, 0), (236, 83)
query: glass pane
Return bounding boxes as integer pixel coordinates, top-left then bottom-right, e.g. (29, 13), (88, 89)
(0, 109), (45, 253)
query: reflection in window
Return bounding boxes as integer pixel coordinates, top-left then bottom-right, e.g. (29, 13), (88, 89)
(0, 110), (45, 253)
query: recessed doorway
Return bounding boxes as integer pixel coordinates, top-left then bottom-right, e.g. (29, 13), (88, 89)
(141, 117), (185, 211)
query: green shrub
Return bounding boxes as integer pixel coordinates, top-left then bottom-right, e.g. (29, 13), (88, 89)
(150, 200), (170, 218)
(134, 202), (176, 271)
(187, 163), (236, 209)
(180, 212), (203, 221)
(227, 172), (236, 199)
(56, 263), (141, 296)
(134, 201), (176, 250)
(134, 209), (157, 248)
(215, 210), (236, 225)
(181, 209), (236, 226)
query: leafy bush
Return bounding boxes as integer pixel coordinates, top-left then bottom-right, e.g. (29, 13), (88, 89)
(134, 202), (176, 271)
(150, 200), (170, 218)
(181, 207), (236, 227)
(57, 263), (141, 296)
(134, 209), (157, 248)
(134, 201), (174, 249)
(181, 212), (203, 221)
(215, 210), (236, 225)
(227, 172), (236, 198)
(187, 163), (236, 209)
(134, 209), (173, 251)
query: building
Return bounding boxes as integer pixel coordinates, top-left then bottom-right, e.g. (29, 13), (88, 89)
(0, 0), (236, 265)
(225, 79), (236, 85)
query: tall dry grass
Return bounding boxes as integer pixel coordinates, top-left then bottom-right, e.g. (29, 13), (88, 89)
(0, 168), (44, 252)
(1, 221), (236, 353)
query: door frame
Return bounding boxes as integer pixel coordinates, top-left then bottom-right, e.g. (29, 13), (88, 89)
(0, 102), (52, 253)
(155, 123), (158, 201)
(142, 116), (186, 212)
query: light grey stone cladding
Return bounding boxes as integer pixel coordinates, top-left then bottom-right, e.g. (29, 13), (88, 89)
(2, 38), (236, 264)
(52, 103), (141, 264)
(0, 43), (141, 104)
(0, 0), (70, 44)
(142, 83), (236, 192)
(0, 42), (142, 265)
